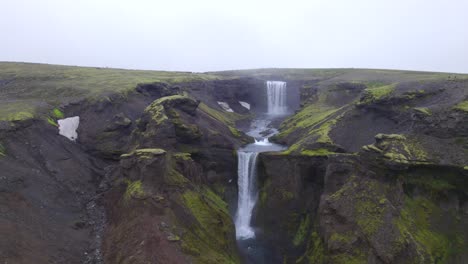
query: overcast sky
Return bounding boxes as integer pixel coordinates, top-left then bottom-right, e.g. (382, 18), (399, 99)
(1, 0), (468, 73)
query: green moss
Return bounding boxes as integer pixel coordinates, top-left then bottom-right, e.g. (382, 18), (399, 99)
(167, 169), (189, 185)
(180, 189), (238, 263)
(228, 126), (242, 138)
(453, 101), (468, 112)
(293, 214), (310, 246)
(145, 95), (193, 125)
(295, 232), (327, 264)
(45, 108), (64, 126)
(52, 108), (64, 119)
(414, 107), (432, 116)
(259, 178), (272, 206)
(280, 111), (343, 154)
(383, 152), (409, 163)
(278, 104), (339, 138)
(329, 178), (355, 201)
(394, 196), (459, 263)
(47, 117), (58, 126)
(406, 177), (455, 193)
(330, 251), (367, 264)
(277, 188), (294, 201)
(172, 118), (202, 141)
(355, 200), (385, 236)
(6, 111), (34, 121)
(329, 231), (354, 244)
(330, 177), (388, 239)
(147, 103), (168, 125)
(360, 84), (396, 104)
(300, 148), (334, 156)
(405, 140), (428, 161)
(181, 189), (231, 231)
(199, 103), (244, 127)
(181, 240), (201, 256)
(375, 133), (406, 141)
(403, 168), (461, 196)
(123, 180), (145, 203)
(173, 152), (193, 161)
(362, 144), (382, 153)
(374, 134), (429, 165)
(121, 148), (166, 159)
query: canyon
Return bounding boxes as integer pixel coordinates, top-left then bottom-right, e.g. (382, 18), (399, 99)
(0, 63), (467, 264)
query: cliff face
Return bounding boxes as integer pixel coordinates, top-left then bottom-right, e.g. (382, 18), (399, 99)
(0, 71), (258, 263)
(255, 72), (468, 263)
(0, 63), (467, 264)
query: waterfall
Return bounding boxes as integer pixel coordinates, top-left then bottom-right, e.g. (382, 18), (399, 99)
(234, 80), (289, 241)
(235, 151), (259, 239)
(266, 81), (288, 115)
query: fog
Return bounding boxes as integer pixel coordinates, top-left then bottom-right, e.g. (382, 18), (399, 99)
(1, 0), (467, 73)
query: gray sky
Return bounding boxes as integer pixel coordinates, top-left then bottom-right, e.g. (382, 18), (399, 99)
(1, 0), (468, 73)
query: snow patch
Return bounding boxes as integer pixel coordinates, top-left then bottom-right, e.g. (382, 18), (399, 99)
(217, 102), (234, 112)
(58, 116), (80, 141)
(239, 101), (250, 110)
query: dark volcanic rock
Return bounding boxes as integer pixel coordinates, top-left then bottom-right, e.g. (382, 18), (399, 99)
(136, 82), (180, 97)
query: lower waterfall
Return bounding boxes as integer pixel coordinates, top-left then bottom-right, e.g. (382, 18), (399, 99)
(235, 152), (259, 239)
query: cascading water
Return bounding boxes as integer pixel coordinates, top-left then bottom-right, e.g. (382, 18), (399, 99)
(235, 152), (259, 239)
(266, 81), (288, 115)
(235, 81), (289, 243)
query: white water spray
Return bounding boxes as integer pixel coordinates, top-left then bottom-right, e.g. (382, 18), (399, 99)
(254, 138), (271, 146)
(266, 81), (288, 115)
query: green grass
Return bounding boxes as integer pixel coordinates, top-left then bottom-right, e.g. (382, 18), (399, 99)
(0, 62), (219, 121)
(210, 68), (460, 82)
(360, 84), (396, 104)
(2, 62), (465, 122)
(0, 101), (36, 121)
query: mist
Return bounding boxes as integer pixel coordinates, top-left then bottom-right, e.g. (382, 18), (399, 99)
(1, 0), (467, 73)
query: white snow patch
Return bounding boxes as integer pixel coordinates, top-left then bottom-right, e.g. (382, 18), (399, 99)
(217, 101), (234, 112)
(239, 101), (250, 110)
(58, 116), (80, 141)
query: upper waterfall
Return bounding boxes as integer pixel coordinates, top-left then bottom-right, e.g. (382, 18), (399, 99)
(266, 81), (288, 116)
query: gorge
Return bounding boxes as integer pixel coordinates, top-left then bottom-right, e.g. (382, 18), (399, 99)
(0, 63), (467, 264)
